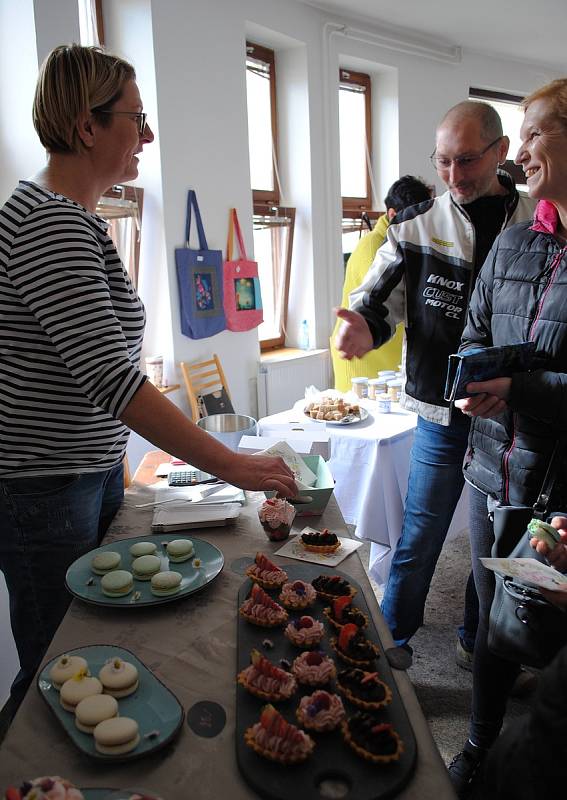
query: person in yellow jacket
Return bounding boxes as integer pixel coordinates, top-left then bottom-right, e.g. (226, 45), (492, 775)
(331, 176), (432, 392)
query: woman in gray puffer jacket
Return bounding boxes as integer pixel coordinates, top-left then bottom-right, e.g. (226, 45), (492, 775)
(448, 77), (567, 799)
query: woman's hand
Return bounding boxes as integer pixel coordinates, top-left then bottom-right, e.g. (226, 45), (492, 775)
(530, 516), (567, 572)
(540, 586), (567, 610)
(334, 308), (374, 359)
(222, 453), (298, 497)
(455, 377), (512, 418)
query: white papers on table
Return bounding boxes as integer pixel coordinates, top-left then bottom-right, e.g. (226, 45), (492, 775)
(274, 529), (363, 567)
(152, 502), (241, 531)
(150, 482), (246, 505)
(480, 557), (567, 592)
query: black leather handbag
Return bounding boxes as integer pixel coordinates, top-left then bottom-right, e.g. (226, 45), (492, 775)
(488, 440), (567, 668)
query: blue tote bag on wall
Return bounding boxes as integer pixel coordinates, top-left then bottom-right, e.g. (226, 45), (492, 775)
(175, 190), (226, 339)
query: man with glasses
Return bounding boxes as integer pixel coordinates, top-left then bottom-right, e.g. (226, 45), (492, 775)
(335, 101), (534, 670)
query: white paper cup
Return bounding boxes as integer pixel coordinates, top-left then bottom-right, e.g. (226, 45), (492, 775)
(145, 355), (163, 387)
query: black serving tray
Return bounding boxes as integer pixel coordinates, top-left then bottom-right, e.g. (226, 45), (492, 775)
(236, 562), (417, 800)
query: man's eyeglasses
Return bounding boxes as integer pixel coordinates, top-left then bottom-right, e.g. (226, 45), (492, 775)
(430, 136), (502, 171)
(93, 110), (148, 136)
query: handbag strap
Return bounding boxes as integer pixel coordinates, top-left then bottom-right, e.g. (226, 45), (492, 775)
(226, 208), (248, 261)
(532, 433), (567, 517)
(185, 190), (208, 250)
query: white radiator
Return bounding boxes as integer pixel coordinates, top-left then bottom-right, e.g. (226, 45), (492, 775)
(257, 349), (331, 417)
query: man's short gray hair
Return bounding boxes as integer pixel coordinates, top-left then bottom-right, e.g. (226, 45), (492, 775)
(438, 100), (503, 143)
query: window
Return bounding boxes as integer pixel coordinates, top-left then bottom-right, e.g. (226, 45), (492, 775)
(469, 88), (527, 191)
(339, 69), (378, 256)
(246, 42), (295, 350)
(96, 186), (144, 288)
(78, 0), (104, 45)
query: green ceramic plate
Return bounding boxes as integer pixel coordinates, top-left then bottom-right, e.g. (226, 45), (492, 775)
(37, 645), (184, 763)
(65, 534), (224, 608)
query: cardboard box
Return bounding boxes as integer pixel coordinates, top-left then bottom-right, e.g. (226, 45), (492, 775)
(238, 433), (329, 460)
(265, 455), (334, 517)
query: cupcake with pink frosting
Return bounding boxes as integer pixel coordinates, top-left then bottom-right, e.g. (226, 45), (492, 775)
(292, 650), (336, 686)
(258, 498), (296, 541)
(296, 690), (345, 732)
(284, 615), (324, 648)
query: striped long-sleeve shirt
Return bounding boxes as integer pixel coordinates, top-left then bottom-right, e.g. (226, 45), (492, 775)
(0, 181), (146, 477)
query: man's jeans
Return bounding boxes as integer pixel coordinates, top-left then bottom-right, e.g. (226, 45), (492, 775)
(381, 413), (476, 647)
(0, 464), (124, 710)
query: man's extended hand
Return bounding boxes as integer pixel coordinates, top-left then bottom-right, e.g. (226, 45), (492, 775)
(334, 308), (374, 360)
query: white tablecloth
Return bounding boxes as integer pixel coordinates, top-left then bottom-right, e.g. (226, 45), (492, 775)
(259, 400), (469, 588)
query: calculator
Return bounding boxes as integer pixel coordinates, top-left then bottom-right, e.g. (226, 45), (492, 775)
(167, 468), (217, 487)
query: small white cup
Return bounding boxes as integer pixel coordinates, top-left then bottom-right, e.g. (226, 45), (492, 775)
(145, 355), (163, 387)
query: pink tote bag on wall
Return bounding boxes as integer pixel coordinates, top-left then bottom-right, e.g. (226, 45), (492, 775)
(223, 208), (263, 332)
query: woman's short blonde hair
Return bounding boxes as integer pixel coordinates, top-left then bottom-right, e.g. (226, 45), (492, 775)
(522, 78), (567, 130)
(33, 44), (136, 154)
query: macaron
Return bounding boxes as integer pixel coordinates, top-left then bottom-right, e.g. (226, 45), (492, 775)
(94, 716), (140, 755)
(98, 657), (139, 698)
(49, 654), (89, 690)
(528, 518), (562, 548)
(75, 693), (119, 734)
(91, 551), (121, 575)
(166, 538), (195, 563)
(60, 672), (103, 712)
(129, 541), (158, 559)
(101, 570), (134, 598)
(132, 554), (162, 581)
(151, 570), (183, 597)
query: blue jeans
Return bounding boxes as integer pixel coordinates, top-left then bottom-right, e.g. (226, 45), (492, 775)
(381, 413), (477, 647)
(0, 464), (124, 710)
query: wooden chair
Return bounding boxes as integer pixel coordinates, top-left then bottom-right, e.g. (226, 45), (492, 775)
(180, 354), (233, 421)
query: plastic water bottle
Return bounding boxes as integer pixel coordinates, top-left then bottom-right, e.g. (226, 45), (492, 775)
(299, 319), (310, 350)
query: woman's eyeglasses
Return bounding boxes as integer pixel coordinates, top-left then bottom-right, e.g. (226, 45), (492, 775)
(93, 110), (148, 136)
(430, 136), (502, 171)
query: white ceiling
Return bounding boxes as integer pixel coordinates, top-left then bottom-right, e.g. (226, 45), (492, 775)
(298, 0), (567, 72)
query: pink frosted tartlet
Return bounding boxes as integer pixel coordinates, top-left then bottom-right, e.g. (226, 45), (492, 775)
(258, 498), (296, 541)
(291, 650), (336, 686)
(245, 552), (288, 589)
(245, 704), (315, 764)
(9, 776), (85, 799)
(238, 649), (297, 701)
(296, 690), (345, 732)
(284, 615), (325, 648)
(279, 580), (317, 610)
(239, 584), (288, 627)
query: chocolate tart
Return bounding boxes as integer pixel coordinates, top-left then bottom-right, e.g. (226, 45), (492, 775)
(331, 624), (380, 667)
(311, 574), (356, 602)
(336, 668), (392, 710)
(301, 529), (341, 555)
(323, 596), (368, 631)
(342, 713), (403, 764)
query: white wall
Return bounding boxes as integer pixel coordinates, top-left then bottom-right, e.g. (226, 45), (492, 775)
(1, 0), (563, 471)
